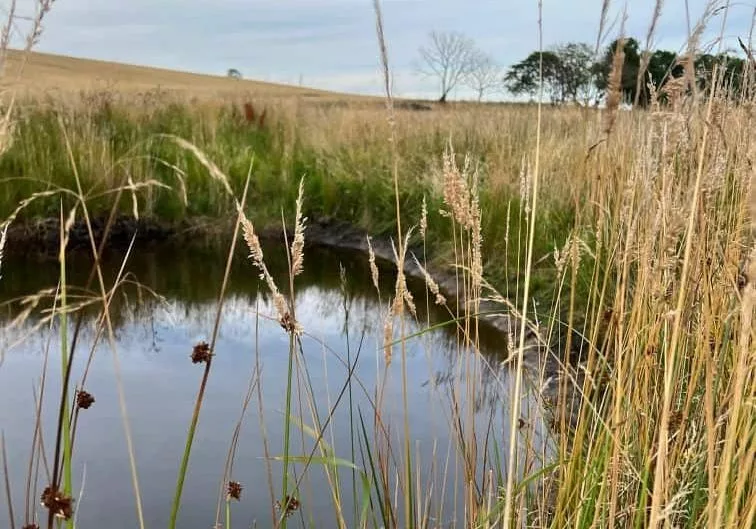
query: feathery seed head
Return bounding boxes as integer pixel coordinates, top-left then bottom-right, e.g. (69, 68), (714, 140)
(240, 213), (296, 331)
(420, 195), (428, 239)
(290, 177), (307, 277)
(391, 231), (416, 317)
(367, 236), (380, 293)
(383, 305), (394, 366)
(413, 256), (446, 306)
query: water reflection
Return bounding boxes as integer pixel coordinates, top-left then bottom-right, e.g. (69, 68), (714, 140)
(0, 241), (548, 529)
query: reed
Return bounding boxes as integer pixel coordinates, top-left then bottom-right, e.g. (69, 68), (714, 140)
(0, 1), (754, 528)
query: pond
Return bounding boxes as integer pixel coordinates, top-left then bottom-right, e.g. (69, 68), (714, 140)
(0, 239), (549, 528)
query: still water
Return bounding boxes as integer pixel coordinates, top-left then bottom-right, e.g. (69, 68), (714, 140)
(0, 240), (547, 528)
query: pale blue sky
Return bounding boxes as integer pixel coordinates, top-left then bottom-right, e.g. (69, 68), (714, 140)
(11, 0), (756, 99)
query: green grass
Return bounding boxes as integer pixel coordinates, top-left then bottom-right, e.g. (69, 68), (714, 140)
(1, 74), (754, 529)
(0, 97), (578, 310)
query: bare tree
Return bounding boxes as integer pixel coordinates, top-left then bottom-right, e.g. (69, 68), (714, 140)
(417, 31), (475, 103)
(466, 50), (501, 101)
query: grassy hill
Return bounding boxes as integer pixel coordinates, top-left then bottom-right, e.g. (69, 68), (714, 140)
(0, 49), (367, 101)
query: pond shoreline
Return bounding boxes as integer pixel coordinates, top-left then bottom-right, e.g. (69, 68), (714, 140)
(5, 214), (587, 427)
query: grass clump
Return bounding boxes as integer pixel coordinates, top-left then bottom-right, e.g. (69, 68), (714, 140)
(0, 2), (754, 529)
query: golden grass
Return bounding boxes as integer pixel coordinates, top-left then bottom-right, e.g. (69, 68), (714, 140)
(1, 49), (374, 103)
(1, 6), (755, 525)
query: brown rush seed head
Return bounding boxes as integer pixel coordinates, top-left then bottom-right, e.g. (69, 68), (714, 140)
(40, 486), (74, 520)
(275, 495), (300, 518)
(279, 312), (301, 335)
(227, 480), (243, 501)
(76, 390), (95, 410)
(22, 525), (40, 529)
(191, 341), (213, 364)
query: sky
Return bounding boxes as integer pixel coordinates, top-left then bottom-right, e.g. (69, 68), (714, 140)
(9, 0), (756, 99)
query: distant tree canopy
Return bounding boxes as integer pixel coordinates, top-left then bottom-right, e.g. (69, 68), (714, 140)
(505, 43), (595, 104)
(506, 36), (751, 106)
(227, 68), (242, 80)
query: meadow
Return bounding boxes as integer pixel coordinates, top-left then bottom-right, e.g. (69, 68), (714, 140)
(0, 19), (755, 529)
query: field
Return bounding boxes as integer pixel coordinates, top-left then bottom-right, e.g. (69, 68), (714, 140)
(0, 39), (755, 529)
(1, 49), (359, 100)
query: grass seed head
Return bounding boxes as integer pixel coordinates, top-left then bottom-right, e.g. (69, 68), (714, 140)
(413, 255), (446, 306)
(290, 177), (307, 277)
(367, 236), (380, 293)
(420, 195), (428, 240)
(383, 302), (394, 366)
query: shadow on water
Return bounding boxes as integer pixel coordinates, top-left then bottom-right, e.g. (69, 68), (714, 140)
(0, 239), (549, 529)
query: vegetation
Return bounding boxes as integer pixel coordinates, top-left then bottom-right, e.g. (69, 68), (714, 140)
(504, 43), (598, 104)
(0, 1), (754, 529)
(415, 30), (504, 103)
(227, 68), (243, 80)
(0, 94), (579, 308)
(507, 36), (751, 106)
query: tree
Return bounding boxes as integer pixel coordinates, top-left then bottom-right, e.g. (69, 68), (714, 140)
(504, 50), (563, 102)
(227, 68), (242, 80)
(504, 43), (595, 104)
(695, 52), (746, 95)
(593, 38), (642, 104)
(466, 50), (501, 101)
(642, 50), (685, 103)
(417, 31), (476, 103)
(553, 42), (596, 103)
(646, 50), (684, 85)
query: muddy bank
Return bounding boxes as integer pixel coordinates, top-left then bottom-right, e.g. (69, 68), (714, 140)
(4, 214), (591, 429)
(4, 215), (236, 256)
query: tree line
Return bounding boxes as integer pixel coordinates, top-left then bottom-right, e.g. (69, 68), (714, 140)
(416, 31), (752, 105)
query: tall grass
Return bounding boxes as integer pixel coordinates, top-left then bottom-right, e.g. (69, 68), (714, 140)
(1, 2), (755, 529)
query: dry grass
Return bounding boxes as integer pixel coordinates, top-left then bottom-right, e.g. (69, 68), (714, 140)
(1, 2), (755, 528)
(0, 49), (378, 103)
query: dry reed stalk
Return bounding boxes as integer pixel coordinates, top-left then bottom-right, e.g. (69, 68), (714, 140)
(595, 0), (612, 54)
(603, 32), (626, 137)
(162, 135), (235, 197)
(53, 123), (146, 529)
(503, 2), (545, 525)
(2, 433), (15, 529)
(634, 0), (665, 107)
(371, 2), (417, 526)
(0, 221), (7, 282)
